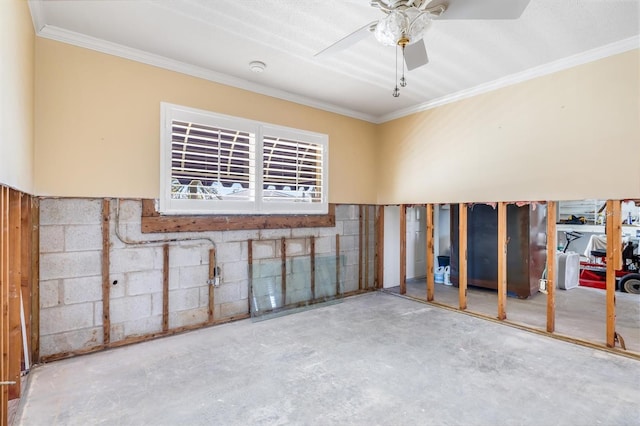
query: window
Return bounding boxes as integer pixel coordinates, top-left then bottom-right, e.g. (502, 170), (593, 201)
(160, 103), (328, 215)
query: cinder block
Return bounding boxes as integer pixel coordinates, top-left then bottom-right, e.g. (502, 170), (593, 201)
(339, 235), (357, 252)
(342, 220), (360, 236)
(169, 267), (180, 290)
(289, 257), (311, 275)
(286, 238), (308, 256)
(319, 221), (342, 236)
(221, 229), (258, 243)
(220, 300), (248, 318)
(345, 251), (359, 266)
(110, 247), (156, 274)
(40, 198), (102, 226)
(94, 301), (103, 326)
(238, 280), (249, 300)
(40, 225), (65, 253)
(115, 199), (142, 224)
(254, 259), (280, 279)
(40, 251), (102, 281)
(336, 205), (356, 221)
(123, 315), (162, 337)
(178, 264), (208, 288)
(126, 270), (163, 296)
(257, 229), (291, 240)
(221, 260), (248, 282)
(40, 280), (61, 308)
(214, 281), (240, 304)
(199, 287), (210, 308)
(168, 288), (200, 312)
(108, 273), (126, 299)
(110, 294), (152, 323)
(215, 241), (243, 263)
(65, 224), (102, 252)
(39, 327), (103, 357)
(291, 228), (319, 238)
(169, 307), (208, 329)
(40, 303), (95, 335)
(63, 275), (102, 304)
(151, 292), (163, 316)
(110, 323), (125, 342)
(252, 240), (275, 260)
(314, 236), (332, 254)
(169, 243), (208, 268)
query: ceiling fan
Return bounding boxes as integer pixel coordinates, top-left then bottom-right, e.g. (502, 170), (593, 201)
(315, 0), (531, 96)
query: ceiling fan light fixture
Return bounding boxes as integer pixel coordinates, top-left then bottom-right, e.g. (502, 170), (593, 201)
(374, 10), (408, 46)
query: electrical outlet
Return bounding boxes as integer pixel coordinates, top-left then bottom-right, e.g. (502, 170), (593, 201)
(538, 279), (548, 294)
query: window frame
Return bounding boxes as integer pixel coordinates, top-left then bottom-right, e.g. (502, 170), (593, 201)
(159, 103), (329, 215)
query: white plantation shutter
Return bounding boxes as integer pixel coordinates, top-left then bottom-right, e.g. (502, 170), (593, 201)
(160, 103), (328, 215)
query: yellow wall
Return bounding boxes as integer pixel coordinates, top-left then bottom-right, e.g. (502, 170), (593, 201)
(0, 0), (34, 193)
(34, 39), (378, 203)
(377, 49), (640, 204)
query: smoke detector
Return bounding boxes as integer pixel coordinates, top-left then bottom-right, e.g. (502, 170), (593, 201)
(249, 61), (266, 73)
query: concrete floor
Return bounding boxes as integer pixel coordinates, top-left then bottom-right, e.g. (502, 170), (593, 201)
(394, 280), (640, 354)
(16, 292), (640, 425)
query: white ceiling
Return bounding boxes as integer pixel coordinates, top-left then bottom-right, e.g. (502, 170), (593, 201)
(29, 0), (640, 123)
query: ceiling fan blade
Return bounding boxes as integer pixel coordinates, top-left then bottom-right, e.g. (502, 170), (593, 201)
(404, 39), (429, 71)
(432, 0), (531, 20)
(314, 21), (377, 57)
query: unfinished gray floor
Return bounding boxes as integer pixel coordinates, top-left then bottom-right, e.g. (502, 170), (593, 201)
(17, 292), (640, 425)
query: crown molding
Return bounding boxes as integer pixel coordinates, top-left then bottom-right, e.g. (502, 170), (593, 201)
(376, 35), (640, 123)
(35, 25), (378, 124)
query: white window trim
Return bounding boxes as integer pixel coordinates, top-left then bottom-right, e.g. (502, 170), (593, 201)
(160, 102), (329, 215)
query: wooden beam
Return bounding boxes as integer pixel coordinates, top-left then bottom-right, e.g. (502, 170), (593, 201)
(365, 206), (370, 290)
(358, 205), (363, 291)
(162, 244), (170, 332)
(1, 186), (9, 425)
(208, 248), (216, 323)
(606, 200), (621, 348)
(426, 204), (435, 302)
(497, 201), (508, 320)
(546, 201), (557, 333)
(458, 203), (468, 311)
(30, 198), (40, 364)
(101, 199), (111, 345)
(281, 238), (287, 306)
(20, 195), (31, 371)
(400, 205), (407, 295)
(310, 236), (316, 300)
(376, 206), (384, 289)
(141, 200), (335, 233)
(8, 189), (22, 400)
(335, 234), (340, 296)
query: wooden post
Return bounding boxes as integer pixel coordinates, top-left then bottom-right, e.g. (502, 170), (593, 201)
(335, 234), (341, 296)
(20, 195), (31, 370)
(281, 238), (287, 306)
(358, 205), (363, 291)
(101, 199), (111, 345)
(162, 244), (169, 332)
(208, 248), (216, 322)
(247, 240), (253, 314)
(8, 190), (22, 400)
(30, 198), (40, 364)
(546, 201), (557, 333)
(458, 203), (468, 311)
(400, 205), (407, 295)
(605, 200), (621, 347)
(376, 206), (384, 289)
(1, 186), (9, 425)
(426, 204), (435, 302)
(365, 206), (370, 290)
(310, 236), (316, 300)
(497, 201), (508, 320)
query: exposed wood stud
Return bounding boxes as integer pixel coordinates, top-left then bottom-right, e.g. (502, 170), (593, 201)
(365, 206), (370, 290)
(208, 248), (216, 323)
(162, 244), (170, 332)
(281, 238), (287, 306)
(426, 204), (435, 302)
(8, 190), (21, 400)
(310, 236), (316, 300)
(141, 199), (336, 233)
(248, 240), (253, 315)
(497, 201), (508, 320)
(335, 234), (341, 296)
(376, 206), (384, 289)
(30, 198), (40, 364)
(20, 195), (31, 371)
(400, 205), (407, 295)
(358, 205), (363, 291)
(101, 199), (111, 345)
(458, 203), (468, 311)
(546, 201), (557, 333)
(1, 186), (9, 424)
(605, 200), (621, 348)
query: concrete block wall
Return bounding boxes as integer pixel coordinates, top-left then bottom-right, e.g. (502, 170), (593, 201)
(39, 199), (372, 357)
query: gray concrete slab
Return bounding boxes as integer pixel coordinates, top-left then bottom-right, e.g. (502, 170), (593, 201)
(16, 292), (640, 425)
